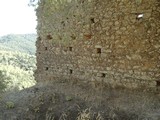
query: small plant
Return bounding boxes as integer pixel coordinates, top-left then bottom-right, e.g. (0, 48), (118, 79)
(6, 101), (15, 109)
(65, 96), (73, 101)
(34, 106), (40, 113)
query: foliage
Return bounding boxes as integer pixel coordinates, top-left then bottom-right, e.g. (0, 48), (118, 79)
(0, 34), (37, 55)
(65, 96), (73, 101)
(5, 101), (15, 109)
(0, 70), (8, 92)
(0, 50), (36, 71)
(0, 50), (36, 92)
(0, 34), (37, 92)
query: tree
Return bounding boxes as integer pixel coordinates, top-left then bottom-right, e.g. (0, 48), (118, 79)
(0, 70), (7, 92)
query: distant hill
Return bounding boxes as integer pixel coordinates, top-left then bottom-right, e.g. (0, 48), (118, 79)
(0, 34), (37, 55)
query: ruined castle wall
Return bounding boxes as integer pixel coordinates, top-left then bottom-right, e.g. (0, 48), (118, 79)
(35, 0), (160, 89)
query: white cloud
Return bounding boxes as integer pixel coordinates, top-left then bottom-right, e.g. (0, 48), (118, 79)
(0, 0), (37, 36)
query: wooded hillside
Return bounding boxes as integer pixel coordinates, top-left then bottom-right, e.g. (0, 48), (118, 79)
(0, 34), (36, 92)
(0, 34), (37, 55)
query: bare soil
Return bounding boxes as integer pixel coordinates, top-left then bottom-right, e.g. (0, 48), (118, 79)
(0, 80), (160, 120)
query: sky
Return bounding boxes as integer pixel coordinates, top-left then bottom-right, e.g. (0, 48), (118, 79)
(0, 0), (37, 36)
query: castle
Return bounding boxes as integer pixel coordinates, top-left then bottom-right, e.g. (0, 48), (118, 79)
(35, 0), (160, 89)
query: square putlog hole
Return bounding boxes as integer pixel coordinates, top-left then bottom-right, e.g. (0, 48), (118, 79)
(69, 69), (73, 74)
(46, 35), (52, 40)
(69, 47), (73, 52)
(97, 48), (101, 54)
(101, 73), (106, 78)
(156, 81), (160, 87)
(45, 67), (49, 71)
(90, 18), (95, 23)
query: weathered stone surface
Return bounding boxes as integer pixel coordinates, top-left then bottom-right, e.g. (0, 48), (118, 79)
(35, 0), (160, 90)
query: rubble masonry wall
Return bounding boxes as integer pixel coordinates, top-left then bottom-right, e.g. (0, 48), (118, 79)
(35, 0), (160, 89)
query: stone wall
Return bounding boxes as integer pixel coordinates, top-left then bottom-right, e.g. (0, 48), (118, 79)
(35, 0), (160, 89)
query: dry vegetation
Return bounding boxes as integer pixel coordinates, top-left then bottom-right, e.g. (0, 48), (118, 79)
(0, 80), (160, 120)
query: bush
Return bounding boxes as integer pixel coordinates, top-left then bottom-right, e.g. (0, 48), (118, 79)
(5, 101), (15, 109)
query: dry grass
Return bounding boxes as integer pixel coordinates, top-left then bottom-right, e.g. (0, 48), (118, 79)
(0, 81), (160, 120)
(77, 108), (91, 120)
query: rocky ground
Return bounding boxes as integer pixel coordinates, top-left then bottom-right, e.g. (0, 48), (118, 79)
(0, 80), (160, 120)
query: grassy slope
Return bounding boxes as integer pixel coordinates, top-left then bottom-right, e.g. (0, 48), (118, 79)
(0, 80), (160, 120)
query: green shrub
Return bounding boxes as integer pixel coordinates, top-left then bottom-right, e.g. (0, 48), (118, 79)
(6, 101), (15, 109)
